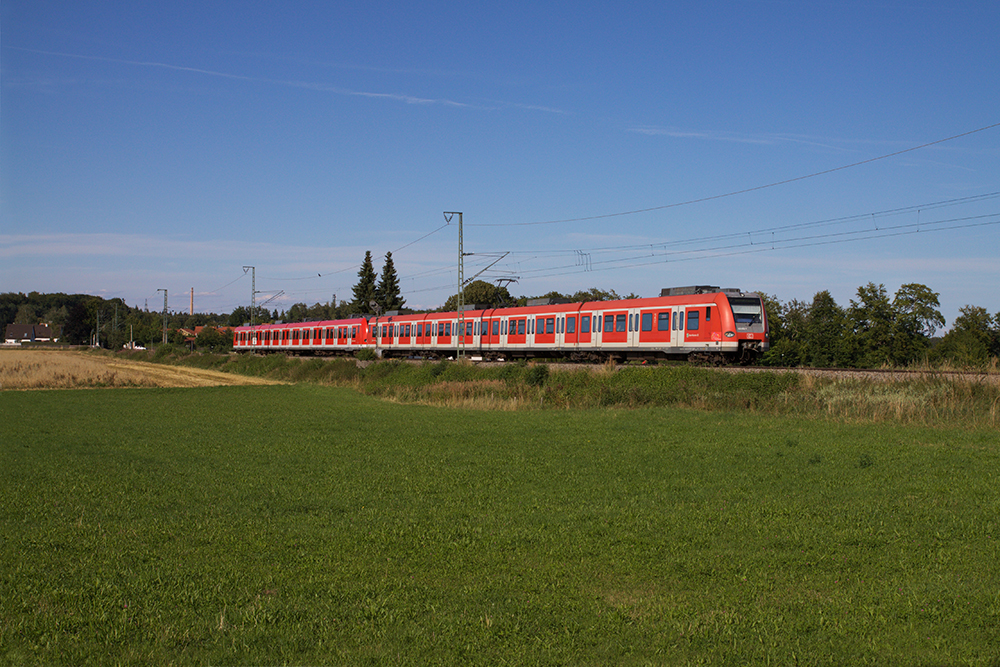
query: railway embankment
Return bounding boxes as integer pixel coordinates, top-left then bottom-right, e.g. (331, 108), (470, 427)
(105, 347), (1000, 430)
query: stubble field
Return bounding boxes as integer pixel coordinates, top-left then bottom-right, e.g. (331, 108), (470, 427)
(0, 349), (280, 390)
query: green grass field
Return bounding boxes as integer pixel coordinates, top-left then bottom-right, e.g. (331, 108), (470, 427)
(2, 383), (999, 665)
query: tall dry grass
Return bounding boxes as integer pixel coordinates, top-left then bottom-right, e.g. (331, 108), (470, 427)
(0, 349), (156, 390)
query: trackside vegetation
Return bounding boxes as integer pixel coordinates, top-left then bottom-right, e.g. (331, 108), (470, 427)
(130, 348), (999, 429)
(2, 384), (999, 665)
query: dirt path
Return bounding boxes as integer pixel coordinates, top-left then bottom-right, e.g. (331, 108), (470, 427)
(0, 349), (280, 390)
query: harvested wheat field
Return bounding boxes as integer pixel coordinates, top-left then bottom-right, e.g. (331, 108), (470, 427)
(0, 349), (279, 390)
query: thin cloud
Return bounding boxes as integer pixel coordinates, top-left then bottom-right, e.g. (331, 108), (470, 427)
(7, 46), (557, 112)
(629, 126), (775, 144)
(0, 232), (359, 265)
(6, 47), (478, 109)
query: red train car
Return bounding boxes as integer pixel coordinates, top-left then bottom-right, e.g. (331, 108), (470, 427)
(233, 286), (768, 363)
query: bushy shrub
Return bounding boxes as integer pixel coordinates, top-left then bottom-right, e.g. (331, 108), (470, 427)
(524, 363), (549, 387)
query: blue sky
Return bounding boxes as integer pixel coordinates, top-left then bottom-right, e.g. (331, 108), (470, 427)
(3, 1), (998, 329)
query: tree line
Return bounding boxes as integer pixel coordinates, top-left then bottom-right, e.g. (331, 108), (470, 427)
(4, 268), (998, 366)
(0, 292), (244, 350)
(760, 282), (999, 368)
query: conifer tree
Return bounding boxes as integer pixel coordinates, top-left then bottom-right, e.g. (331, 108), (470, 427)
(375, 251), (405, 312)
(350, 251), (378, 313)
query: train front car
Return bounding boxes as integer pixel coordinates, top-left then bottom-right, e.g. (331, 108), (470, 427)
(719, 290), (769, 362)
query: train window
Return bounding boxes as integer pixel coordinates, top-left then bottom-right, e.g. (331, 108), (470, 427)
(581, 315), (590, 333)
(706, 307), (711, 322)
(596, 315), (603, 332)
(616, 314), (626, 332)
(546, 318), (554, 334)
(405, 324), (410, 337)
(679, 311), (684, 330)
(445, 322), (451, 336)
(642, 313), (653, 331)
(517, 319), (525, 335)
(466, 321), (473, 336)
(658, 312), (669, 331)
(729, 297), (763, 324)
(687, 310), (700, 331)
(604, 314), (614, 332)
(493, 320), (500, 336)
(567, 316), (576, 334)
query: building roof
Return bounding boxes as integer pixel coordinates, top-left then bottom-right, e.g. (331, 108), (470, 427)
(5, 324), (56, 342)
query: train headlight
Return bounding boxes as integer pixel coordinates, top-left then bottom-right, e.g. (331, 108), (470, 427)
(724, 331), (735, 338)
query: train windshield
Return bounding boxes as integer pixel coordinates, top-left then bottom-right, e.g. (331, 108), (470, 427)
(727, 297), (763, 325)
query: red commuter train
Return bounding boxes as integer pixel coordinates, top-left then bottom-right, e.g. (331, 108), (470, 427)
(232, 286), (768, 363)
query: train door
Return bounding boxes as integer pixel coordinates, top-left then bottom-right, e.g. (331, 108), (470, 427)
(461, 319), (473, 349)
(479, 317), (489, 351)
(564, 313), (578, 353)
(578, 312), (593, 348)
(627, 309), (640, 350)
(671, 308), (685, 349)
(534, 314), (555, 352)
(507, 317), (526, 349)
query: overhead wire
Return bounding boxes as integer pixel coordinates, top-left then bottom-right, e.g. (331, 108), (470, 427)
(493, 191), (1000, 258)
(245, 122), (1000, 305)
(508, 213), (1000, 282)
(465, 122), (1000, 227)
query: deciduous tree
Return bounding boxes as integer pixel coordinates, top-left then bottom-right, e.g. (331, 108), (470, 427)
(933, 305), (998, 366)
(441, 280), (513, 311)
(893, 283), (945, 338)
(805, 291), (849, 367)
